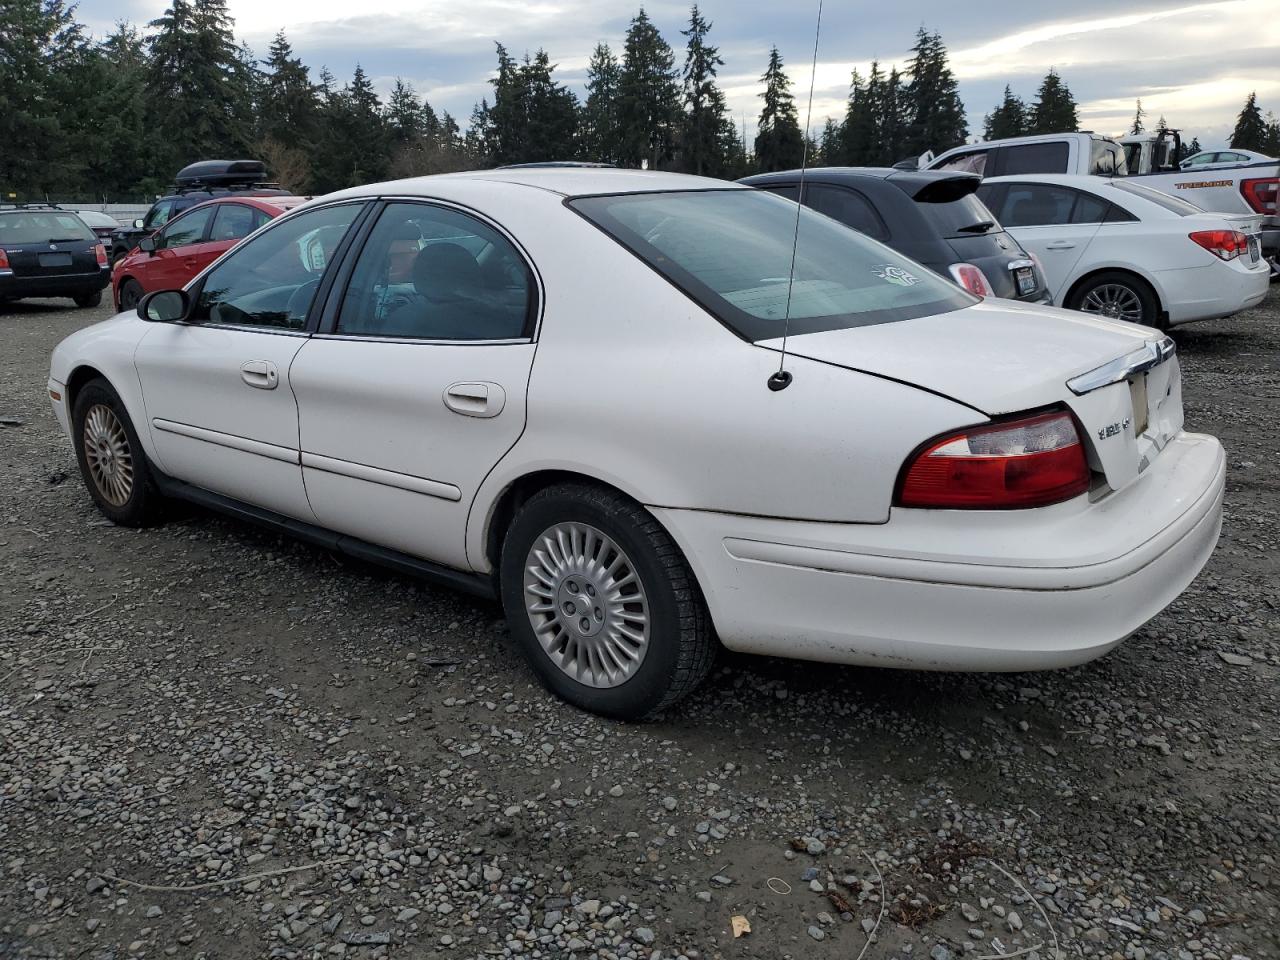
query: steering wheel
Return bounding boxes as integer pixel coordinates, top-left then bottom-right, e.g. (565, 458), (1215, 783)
(285, 278), (321, 325)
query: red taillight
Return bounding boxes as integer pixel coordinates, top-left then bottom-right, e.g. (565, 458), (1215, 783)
(94, 243), (108, 268)
(897, 411), (1091, 509)
(1241, 177), (1278, 215)
(948, 263), (995, 296)
(1188, 229), (1248, 261)
(0, 248), (9, 272)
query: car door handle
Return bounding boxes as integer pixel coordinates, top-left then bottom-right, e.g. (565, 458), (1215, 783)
(240, 360), (279, 390)
(444, 381), (506, 418)
(1045, 241), (1076, 250)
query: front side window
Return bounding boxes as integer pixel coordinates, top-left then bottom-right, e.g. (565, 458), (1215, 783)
(144, 201), (175, 231)
(571, 189), (973, 342)
(803, 184), (890, 241)
(193, 203), (362, 329)
(937, 150), (987, 175)
(1000, 141), (1069, 175)
(335, 202), (534, 341)
(158, 207), (213, 249)
(1183, 153), (1213, 167)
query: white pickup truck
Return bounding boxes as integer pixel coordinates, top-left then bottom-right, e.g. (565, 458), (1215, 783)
(924, 131), (1280, 265)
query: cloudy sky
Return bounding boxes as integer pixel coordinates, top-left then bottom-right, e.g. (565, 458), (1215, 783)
(78, 0), (1280, 149)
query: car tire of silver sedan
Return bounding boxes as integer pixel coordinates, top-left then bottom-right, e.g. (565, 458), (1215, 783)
(71, 378), (166, 527)
(1067, 271), (1161, 328)
(500, 483), (715, 720)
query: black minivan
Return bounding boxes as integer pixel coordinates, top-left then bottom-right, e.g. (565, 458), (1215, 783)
(739, 167), (1050, 303)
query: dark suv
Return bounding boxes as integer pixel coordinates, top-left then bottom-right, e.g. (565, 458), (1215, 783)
(0, 205), (110, 308)
(739, 167), (1050, 303)
(109, 160), (290, 263)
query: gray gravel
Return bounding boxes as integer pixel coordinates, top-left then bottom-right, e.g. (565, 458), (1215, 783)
(2, 293), (1278, 959)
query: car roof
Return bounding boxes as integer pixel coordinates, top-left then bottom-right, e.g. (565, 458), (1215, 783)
(184, 195), (307, 215)
(742, 166), (898, 184)
(982, 173), (1107, 187)
(325, 168), (742, 200)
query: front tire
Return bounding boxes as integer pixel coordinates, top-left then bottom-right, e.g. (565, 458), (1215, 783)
(74, 290), (103, 309)
(71, 378), (165, 526)
(117, 279), (144, 311)
(500, 483), (714, 720)
(1067, 271), (1161, 328)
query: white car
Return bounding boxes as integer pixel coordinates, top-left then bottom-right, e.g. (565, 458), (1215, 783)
(48, 169), (1225, 718)
(1180, 149), (1274, 170)
(977, 174), (1270, 327)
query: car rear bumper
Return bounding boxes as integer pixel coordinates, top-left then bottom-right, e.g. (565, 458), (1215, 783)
(1158, 259), (1270, 325)
(0, 269), (110, 300)
(653, 431), (1224, 672)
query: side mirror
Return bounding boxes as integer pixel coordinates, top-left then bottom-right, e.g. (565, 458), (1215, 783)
(138, 236), (157, 254)
(133, 218), (144, 229)
(137, 289), (191, 323)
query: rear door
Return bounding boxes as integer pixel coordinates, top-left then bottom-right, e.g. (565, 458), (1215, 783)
(290, 200), (539, 571)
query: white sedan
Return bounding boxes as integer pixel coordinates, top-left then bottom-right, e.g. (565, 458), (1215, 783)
(1179, 148), (1274, 170)
(977, 174), (1269, 328)
(48, 169), (1225, 718)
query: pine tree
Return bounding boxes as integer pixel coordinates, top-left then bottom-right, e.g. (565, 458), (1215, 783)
(1264, 112), (1280, 156)
(1129, 99), (1146, 135)
(840, 67), (873, 164)
(466, 99), (495, 163)
(902, 28), (966, 155)
(817, 117), (840, 166)
(311, 64), (390, 190)
(1029, 69), (1078, 134)
(679, 5), (730, 176)
(1230, 92), (1267, 151)
(878, 66), (906, 163)
(983, 85), (1026, 140)
(581, 43), (622, 163)
(487, 43), (526, 165)
(754, 46), (803, 172)
(255, 30), (320, 189)
(521, 49), (579, 162)
(81, 24), (152, 196)
(386, 78), (429, 143)
(617, 8), (681, 169)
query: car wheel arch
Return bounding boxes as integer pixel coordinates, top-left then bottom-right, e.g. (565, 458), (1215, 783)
(1064, 266), (1165, 322)
(65, 364), (110, 414)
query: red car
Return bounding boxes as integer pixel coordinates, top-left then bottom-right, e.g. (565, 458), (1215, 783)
(112, 195), (308, 310)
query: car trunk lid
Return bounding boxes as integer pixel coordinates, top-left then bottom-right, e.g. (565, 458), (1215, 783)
(763, 299), (1182, 492)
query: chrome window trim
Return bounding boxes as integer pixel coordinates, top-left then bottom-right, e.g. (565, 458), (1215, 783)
(1067, 337), (1176, 396)
(311, 333), (531, 347)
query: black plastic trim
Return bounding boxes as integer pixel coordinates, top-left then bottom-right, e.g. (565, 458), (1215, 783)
(151, 471), (496, 599)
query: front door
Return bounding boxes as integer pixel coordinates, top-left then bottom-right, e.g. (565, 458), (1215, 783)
(290, 200), (539, 571)
(140, 204), (216, 293)
(133, 201), (366, 519)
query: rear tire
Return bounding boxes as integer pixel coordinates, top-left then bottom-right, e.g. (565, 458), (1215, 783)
(1067, 271), (1161, 328)
(74, 290), (103, 309)
(72, 378), (166, 527)
(499, 483), (714, 720)
(118, 279), (144, 311)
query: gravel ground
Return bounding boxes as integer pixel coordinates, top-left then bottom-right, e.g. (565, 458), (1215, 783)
(1, 293), (1277, 960)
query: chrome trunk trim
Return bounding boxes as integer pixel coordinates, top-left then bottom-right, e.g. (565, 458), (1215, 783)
(1067, 337), (1175, 396)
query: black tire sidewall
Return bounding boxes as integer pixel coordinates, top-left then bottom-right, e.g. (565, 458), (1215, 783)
(1070, 271), (1160, 327)
(75, 290), (103, 308)
(71, 379), (160, 526)
(119, 280), (143, 310)
(500, 489), (688, 720)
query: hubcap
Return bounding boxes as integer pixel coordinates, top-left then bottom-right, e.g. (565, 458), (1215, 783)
(523, 521), (650, 688)
(82, 403), (133, 506)
(1081, 283), (1143, 323)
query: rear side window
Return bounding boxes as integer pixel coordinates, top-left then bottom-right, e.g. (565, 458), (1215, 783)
(936, 150), (988, 175)
(210, 204), (264, 242)
(989, 184), (1133, 227)
(1090, 140), (1127, 176)
(999, 142), (1069, 175)
(802, 183), (889, 241)
(0, 212), (95, 243)
(143, 201), (175, 231)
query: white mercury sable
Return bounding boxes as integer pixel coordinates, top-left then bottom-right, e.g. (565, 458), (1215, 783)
(48, 168), (1225, 718)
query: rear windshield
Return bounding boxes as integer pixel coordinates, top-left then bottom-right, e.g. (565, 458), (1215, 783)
(0, 211), (95, 244)
(917, 193), (1003, 238)
(569, 190), (973, 341)
(1107, 180), (1204, 216)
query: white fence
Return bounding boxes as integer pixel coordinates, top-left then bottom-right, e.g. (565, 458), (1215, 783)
(72, 203), (151, 226)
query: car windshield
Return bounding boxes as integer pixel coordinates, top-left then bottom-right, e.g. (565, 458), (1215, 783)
(0, 211), (95, 243)
(570, 190), (973, 341)
(917, 193), (1001, 237)
(1107, 180), (1204, 216)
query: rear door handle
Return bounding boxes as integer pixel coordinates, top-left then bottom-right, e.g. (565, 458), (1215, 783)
(241, 360), (279, 390)
(1045, 241), (1076, 250)
(444, 381), (506, 418)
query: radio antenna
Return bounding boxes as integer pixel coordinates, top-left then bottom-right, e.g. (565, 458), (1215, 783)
(768, 0), (824, 393)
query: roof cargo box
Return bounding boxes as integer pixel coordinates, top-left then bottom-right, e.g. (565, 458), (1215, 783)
(174, 159), (269, 189)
